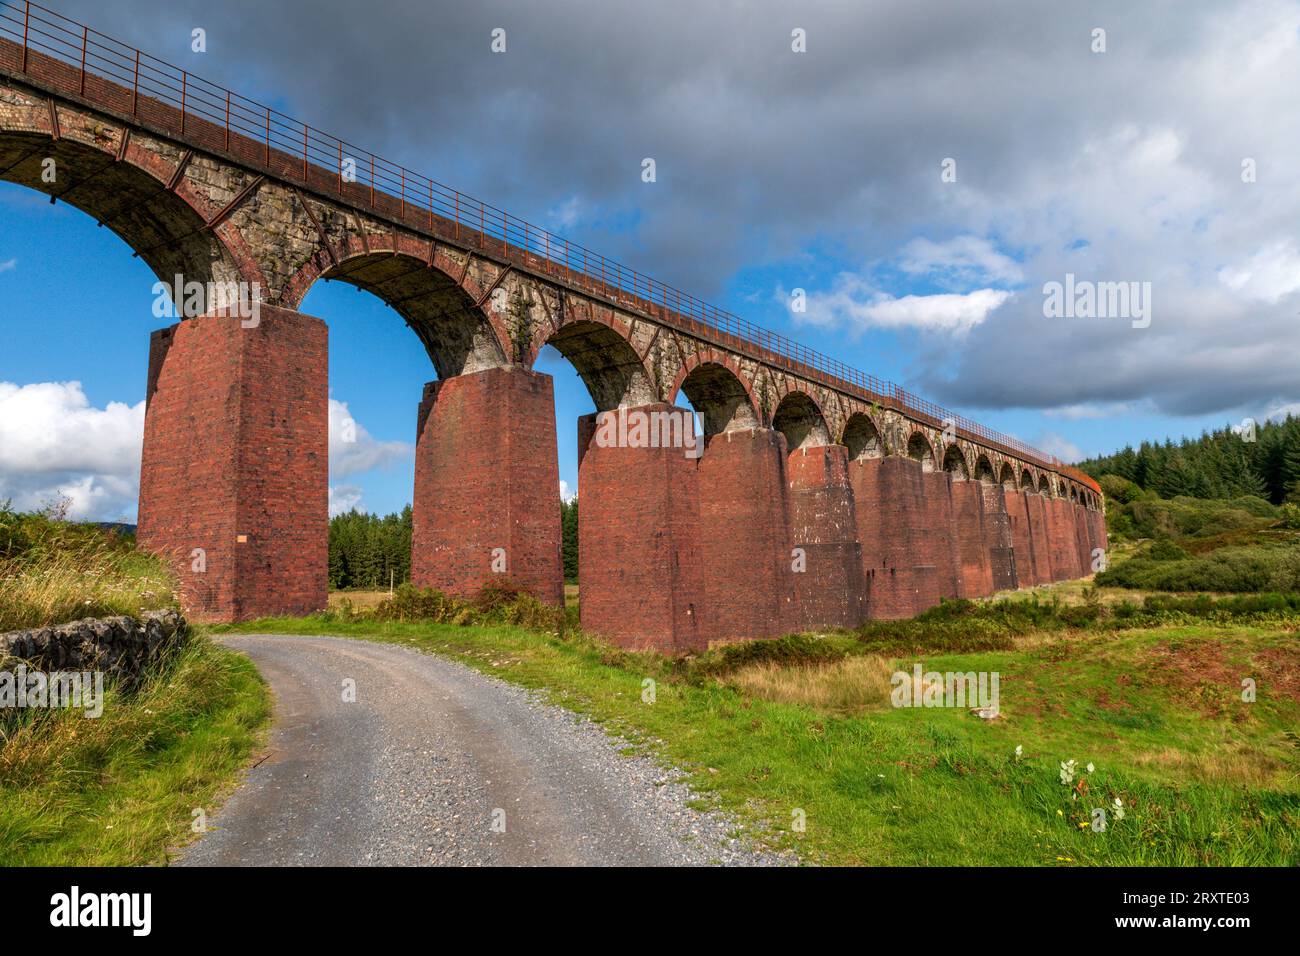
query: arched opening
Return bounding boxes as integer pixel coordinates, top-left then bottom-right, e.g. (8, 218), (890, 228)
(998, 462), (1016, 488)
(974, 455), (995, 483)
(1038, 475), (1052, 496)
(543, 319), (656, 412)
(317, 253), (507, 380)
(674, 361), (757, 437)
(942, 445), (969, 479)
(0, 175), (169, 522)
(773, 391), (831, 452)
(906, 431), (935, 472)
(1020, 468), (1035, 490)
(0, 130), (243, 295)
(842, 413), (883, 461)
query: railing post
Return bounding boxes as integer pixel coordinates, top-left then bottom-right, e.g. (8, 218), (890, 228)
(337, 141), (343, 193)
(180, 71), (186, 134)
(400, 168), (405, 219)
(369, 154), (375, 207)
(427, 180), (433, 230)
(264, 107), (270, 166)
(79, 25), (87, 95)
(224, 91), (230, 151)
(303, 124), (309, 180)
(132, 50), (140, 116)
(20, 1), (28, 73)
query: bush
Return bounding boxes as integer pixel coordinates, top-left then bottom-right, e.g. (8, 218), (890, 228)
(370, 581), (567, 633)
(1280, 503), (1300, 530)
(1096, 542), (1300, 593)
(688, 633), (850, 679)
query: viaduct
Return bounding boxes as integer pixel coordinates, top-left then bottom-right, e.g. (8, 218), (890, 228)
(0, 3), (1105, 653)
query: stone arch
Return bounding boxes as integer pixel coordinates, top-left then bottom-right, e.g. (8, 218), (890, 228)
(310, 251), (509, 380)
(0, 113), (251, 299)
(1020, 468), (1035, 490)
(673, 360), (759, 436)
(906, 431), (936, 473)
(540, 318), (657, 412)
(1069, 485), (1079, 503)
(998, 462), (1016, 488)
(773, 391), (831, 452)
(942, 444), (969, 479)
(842, 412), (883, 461)
(974, 454), (995, 483)
(1038, 474), (1053, 496)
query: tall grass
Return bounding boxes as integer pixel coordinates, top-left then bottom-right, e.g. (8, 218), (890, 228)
(0, 634), (270, 865)
(0, 504), (176, 631)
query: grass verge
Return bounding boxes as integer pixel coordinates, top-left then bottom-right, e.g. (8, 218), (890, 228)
(0, 634), (272, 866)
(216, 601), (1299, 866)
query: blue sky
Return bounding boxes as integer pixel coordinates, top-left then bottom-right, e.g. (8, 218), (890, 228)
(4, 0), (1299, 521)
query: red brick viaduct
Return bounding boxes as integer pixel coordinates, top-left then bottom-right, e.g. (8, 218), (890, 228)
(0, 4), (1105, 652)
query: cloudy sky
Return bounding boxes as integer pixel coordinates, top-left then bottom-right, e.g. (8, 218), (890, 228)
(2, 0), (1298, 520)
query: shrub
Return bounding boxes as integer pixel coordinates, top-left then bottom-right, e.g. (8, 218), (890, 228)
(1280, 503), (1300, 530)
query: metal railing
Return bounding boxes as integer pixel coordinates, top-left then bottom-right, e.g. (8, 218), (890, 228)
(0, 0), (1098, 490)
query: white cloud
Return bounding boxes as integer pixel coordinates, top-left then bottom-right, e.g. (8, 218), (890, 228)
(0, 386), (407, 522)
(798, 275), (1012, 335)
(559, 479), (575, 503)
(0, 258), (15, 273)
(0, 381), (144, 521)
(329, 398), (412, 478)
(1217, 240), (1300, 304)
(328, 484), (365, 517)
(1032, 432), (1084, 465)
(1044, 402), (1135, 421)
(899, 236), (1024, 286)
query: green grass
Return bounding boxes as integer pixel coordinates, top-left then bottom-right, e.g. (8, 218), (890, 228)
(216, 609), (1300, 866)
(0, 505), (177, 630)
(0, 634), (272, 865)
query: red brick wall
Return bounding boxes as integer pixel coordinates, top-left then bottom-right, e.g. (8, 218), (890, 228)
(1004, 490), (1037, 587)
(697, 427), (797, 641)
(1025, 493), (1054, 584)
(919, 470), (960, 612)
(951, 480), (994, 598)
(1044, 497), (1082, 581)
(851, 456), (930, 619)
(138, 306), (328, 621)
(786, 444), (865, 629)
(981, 482), (1018, 592)
(1073, 502), (1096, 577)
(411, 366), (563, 605)
(577, 405), (704, 652)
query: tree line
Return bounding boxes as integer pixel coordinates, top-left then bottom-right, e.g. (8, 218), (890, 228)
(329, 499), (581, 590)
(1078, 414), (1300, 504)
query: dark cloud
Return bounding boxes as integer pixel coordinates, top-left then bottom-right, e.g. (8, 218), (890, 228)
(39, 0), (1300, 415)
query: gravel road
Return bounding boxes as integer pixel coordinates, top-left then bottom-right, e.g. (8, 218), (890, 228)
(177, 633), (789, 867)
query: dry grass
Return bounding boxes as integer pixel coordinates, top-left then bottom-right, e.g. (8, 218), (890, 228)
(328, 589), (393, 612)
(727, 654), (896, 714)
(0, 550), (176, 632)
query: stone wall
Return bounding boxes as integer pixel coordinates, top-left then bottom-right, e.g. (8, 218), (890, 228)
(0, 610), (188, 682)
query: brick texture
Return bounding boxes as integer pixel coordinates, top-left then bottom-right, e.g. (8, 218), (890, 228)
(981, 482), (1018, 592)
(411, 366), (563, 605)
(137, 306), (328, 621)
(577, 404), (704, 652)
(786, 444), (865, 629)
(951, 480), (994, 598)
(697, 427), (797, 642)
